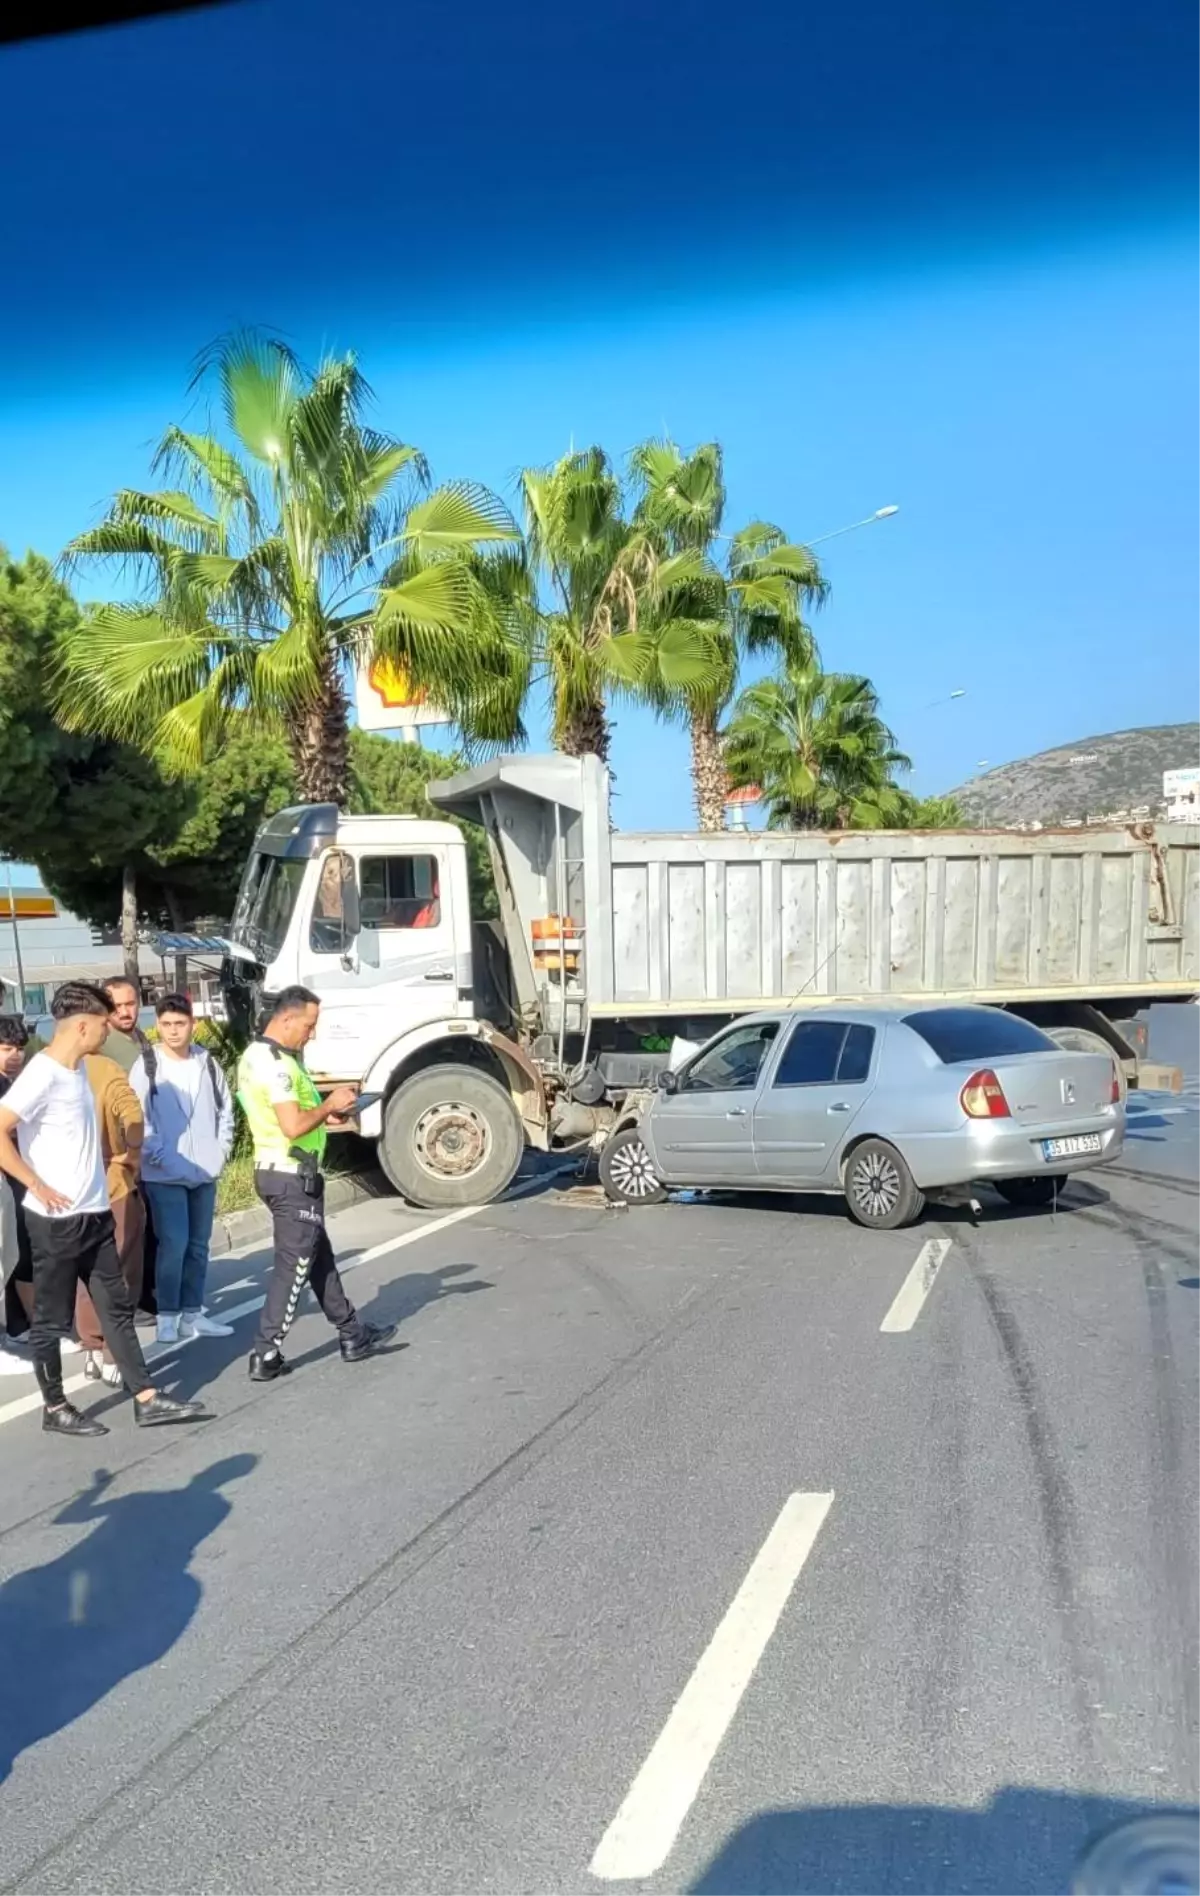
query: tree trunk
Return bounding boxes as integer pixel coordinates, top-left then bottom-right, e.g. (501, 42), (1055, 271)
(288, 647), (352, 806)
(690, 708), (727, 832)
(120, 863), (140, 986)
(557, 694), (610, 764)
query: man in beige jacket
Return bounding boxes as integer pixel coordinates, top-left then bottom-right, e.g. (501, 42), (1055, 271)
(74, 1052), (146, 1386)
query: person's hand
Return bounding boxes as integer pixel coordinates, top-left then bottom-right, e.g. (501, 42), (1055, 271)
(325, 1085), (359, 1117)
(31, 1179), (72, 1214)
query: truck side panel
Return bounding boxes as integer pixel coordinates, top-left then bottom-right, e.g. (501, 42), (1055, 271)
(602, 826), (1199, 1011)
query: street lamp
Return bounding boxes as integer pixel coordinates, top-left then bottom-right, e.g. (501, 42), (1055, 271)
(807, 505), (900, 548)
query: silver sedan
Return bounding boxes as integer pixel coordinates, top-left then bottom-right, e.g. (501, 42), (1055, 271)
(599, 1004), (1125, 1229)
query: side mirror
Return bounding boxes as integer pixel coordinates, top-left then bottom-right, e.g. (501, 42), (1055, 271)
(339, 869), (360, 946)
(658, 1067), (679, 1095)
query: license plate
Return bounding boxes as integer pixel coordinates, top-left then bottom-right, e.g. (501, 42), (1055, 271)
(1041, 1133), (1102, 1160)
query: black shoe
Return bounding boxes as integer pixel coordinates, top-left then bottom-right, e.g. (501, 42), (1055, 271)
(42, 1401), (109, 1438)
(340, 1321), (398, 1364)
(248, 1348), (291, 1382)
(133, 1392), (207, 1427)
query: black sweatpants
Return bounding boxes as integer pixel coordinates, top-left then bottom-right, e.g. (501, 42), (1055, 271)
(27, 1210), (154, 1407)
(252, 1170), (363, 1354)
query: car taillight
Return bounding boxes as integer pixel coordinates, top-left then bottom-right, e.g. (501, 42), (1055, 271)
(960, 1069), (1011, 1118)
(1110, 1069), (1121, 1104)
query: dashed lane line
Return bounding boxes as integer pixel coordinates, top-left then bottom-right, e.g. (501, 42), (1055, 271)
(879, 1237), (953, 1333)
(589, 1490), (836, 1883)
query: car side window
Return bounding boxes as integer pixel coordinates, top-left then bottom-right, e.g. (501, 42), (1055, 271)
(680, 1022), (779, 1094)
(837, 1024), (876, 1083)
(772, 1020), (847, 1087)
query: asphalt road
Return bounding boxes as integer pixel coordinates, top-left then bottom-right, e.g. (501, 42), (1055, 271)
(0, 1010), (1196, 1896)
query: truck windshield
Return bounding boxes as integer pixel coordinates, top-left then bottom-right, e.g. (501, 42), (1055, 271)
(231, 853), (307, 965)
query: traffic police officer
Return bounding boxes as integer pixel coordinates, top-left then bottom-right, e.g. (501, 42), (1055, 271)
(237, 986), (396, 1381)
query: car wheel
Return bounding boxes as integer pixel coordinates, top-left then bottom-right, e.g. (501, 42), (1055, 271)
(844, 1139), (925, 1230)
(600, 1127), (668, 1206)
(994, 1175), (1059, 1208)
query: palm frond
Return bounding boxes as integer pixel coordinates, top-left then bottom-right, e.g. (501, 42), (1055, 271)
(400, 482), (522, 560)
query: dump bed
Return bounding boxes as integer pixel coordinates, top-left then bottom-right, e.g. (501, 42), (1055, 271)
(428, 755), (1200, 1022)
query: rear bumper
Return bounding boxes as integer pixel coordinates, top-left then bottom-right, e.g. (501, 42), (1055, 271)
(894, 1115), (1125, 1191)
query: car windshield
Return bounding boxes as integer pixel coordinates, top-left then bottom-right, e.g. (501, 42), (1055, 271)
(231, 854), (307, 966)
(903, 1009), (1057, 1063)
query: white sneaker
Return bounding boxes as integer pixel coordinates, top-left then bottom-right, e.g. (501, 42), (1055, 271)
(155, 1314), (181, 1345)
(59, 1336), (83, 1355)
(0, 1349), (33, 1376)
(180, 1311), (233, 1339)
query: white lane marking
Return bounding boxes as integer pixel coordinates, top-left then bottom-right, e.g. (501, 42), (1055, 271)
(589, 1490), (835, 1883)
(0, 1172), (560, 1432)
(879, 1238), (952, 1334)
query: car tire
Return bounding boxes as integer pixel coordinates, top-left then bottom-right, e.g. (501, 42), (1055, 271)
(994, 1175), (1059, 1209)
(600, 1127), (668, 1206)
(843, 1138), (925, 1230)
(380, 1064), (523, 1209)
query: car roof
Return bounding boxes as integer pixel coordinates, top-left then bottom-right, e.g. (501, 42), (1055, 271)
(733, 1001), (1002, 1030)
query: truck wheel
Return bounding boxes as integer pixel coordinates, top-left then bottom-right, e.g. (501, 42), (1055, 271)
(994, 1176), (1058, 1208)
(599, 1127), (668, 1206)
(843, 1139), (925, 1230)
(380, 1064), (523, 1209)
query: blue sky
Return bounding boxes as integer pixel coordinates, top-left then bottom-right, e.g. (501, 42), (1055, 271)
(1, 0), (1196, 831)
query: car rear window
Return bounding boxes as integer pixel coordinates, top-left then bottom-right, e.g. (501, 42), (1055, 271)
(903, 1008), (1056, 1063)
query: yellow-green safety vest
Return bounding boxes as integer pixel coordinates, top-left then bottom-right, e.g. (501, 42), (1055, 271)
(236, 1038), (327, 1168)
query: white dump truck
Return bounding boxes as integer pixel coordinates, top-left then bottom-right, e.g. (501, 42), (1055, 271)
(217, 754), (1199, 1207)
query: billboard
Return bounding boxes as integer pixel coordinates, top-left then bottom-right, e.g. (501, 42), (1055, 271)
(1163, 766), (1200, 823)
(354, 655), (452, 737)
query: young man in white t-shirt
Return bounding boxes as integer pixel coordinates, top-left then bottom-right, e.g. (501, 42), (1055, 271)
(0, 981), (208, 1439)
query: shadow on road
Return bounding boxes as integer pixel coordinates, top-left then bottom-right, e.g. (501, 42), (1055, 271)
(156, 1262), (493, 1402)
(689, 1788), (1199, 1895)
(0, 1455), (255, 1786)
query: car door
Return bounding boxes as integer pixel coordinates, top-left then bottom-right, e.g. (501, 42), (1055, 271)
(645, 1019), (781, 1186)
(752, 1020), (878, 1185)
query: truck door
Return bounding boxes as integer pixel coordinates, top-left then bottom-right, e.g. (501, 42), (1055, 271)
(300, 845), (462, 1079)
(751, 1020), (877, 1185)
(645, 1020), (780, 1186)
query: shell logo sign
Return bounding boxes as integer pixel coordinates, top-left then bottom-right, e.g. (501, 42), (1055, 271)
(354, 655), (450, 735)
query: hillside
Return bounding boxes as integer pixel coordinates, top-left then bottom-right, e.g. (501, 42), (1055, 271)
(949, 723), (1199, 828)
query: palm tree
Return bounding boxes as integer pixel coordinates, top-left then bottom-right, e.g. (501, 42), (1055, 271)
(59, 333), (524, 805)
(630, 439), (826, 830)
(724, 655), (912, 830)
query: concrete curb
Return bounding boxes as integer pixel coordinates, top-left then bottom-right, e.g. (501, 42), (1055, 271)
(208, 1169), (393, 1256)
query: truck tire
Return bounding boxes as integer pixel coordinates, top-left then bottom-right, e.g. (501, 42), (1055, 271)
(843, 1138), (925, 1230)
(380, 1064), (523, 1209)
(1043, 1025), (1128, 1100)
(599, 1126), (668, 1206)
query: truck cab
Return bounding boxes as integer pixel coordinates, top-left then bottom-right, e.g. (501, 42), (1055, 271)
(224, 803), (473, 1078)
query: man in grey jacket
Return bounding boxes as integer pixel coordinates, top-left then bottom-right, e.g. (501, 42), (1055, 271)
(131, 995), (235, 1346)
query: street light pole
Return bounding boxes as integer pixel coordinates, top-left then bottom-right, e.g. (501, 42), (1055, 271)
(3, 861), (28, 1014)
(807, 504), (900, 548)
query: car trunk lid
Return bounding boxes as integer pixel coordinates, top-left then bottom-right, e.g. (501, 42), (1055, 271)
(960, 1051), (1114, 1124)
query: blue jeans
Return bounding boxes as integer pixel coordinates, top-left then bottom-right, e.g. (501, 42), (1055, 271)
(143, 1182), (217, 1317)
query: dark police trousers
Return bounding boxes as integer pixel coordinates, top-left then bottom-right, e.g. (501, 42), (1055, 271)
(252, 1169), (364, 1354)
(27, 1210), (154, 1407)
